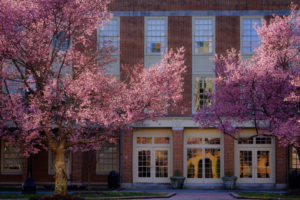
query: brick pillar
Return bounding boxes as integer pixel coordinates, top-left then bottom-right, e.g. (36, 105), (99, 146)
(168, 16), (192, 115)
(121, 129), (133, 183)
(224, 134), (235, 175)
(172, 127), (184, 176)
(71, 151), (83, 185)
(276, 140), (287, 184)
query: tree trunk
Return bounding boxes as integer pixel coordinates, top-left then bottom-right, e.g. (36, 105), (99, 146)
(54, 146), (68, 196)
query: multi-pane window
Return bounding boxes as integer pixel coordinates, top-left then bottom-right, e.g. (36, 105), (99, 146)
(237, 136), (273, 182)
(52, 31), (71, 52)
(138, 150), (151, 178)
(1, 141), (22, 173)
(194, 18), (214, 54)
(290, 147), (300, 172)
(186, 136), (221, 179)
(240, 151), (253, 178)
(98, 19), (120, 54)
(194, 76), (213, 111)
(257, 151), (270, 178)
(242, 18), (261, 54)
(2, 60), (24, 95)
(145, 18), (167, 54)
(96, 144), (119, 174)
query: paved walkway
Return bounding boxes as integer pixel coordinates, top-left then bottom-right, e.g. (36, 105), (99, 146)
(133, 193), (240, 200)
(122, 189), (283, 200)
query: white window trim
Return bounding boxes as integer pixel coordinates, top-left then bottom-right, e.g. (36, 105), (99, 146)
(234, 132), (275, 184)
(132, 129), (173, 183)
(192, 74), (215, 114)
(240, 16), (263, 56)
(1, 140), (23, 175)
(97, 17), (120, 56)
(144, 16), (168, 56)
(183, 129), (224, 183)
(192, 16), (215, 56)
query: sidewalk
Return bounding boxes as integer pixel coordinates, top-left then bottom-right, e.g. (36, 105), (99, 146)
(120, 189), (284, 200)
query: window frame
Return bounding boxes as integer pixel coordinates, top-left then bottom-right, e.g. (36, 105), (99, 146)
(240, 16), (263, 55)
(97, 17), (120, 56)
(184, 129), (224, 183)
(192, 17), (215, 56)
(1, 140), (23, 174)
(290, 146), (300, 173)
(144, 17), (168, 56)
(234, 132), (275, 184)
(96, 143), (120, 175)
(192, 75), (215, 113)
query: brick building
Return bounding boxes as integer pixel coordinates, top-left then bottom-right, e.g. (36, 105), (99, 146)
(1, 0), (300, 189)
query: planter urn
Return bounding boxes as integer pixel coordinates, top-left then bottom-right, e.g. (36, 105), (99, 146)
(222, 176), (237, 190)
(170, 176), (185, 189)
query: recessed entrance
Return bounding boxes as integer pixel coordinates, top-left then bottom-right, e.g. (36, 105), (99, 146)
(235, 133), (275, 184)
(133, 129), (172, 183)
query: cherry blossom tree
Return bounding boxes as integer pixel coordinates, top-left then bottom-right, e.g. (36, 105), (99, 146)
(0, 0), (186, 195)
(194, 4), (300, 157)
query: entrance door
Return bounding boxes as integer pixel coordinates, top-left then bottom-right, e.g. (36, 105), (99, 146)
(238, 149), (272, 183)
(235, 136), (275, 184)
(133, 129), (172, 183)
(136, 147), (170, 183)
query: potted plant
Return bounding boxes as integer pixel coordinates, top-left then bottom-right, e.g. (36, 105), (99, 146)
(222, 171), (237, 190)
(170, 169), (185, 189)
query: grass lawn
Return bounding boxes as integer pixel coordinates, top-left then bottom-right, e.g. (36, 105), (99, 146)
(0, 192), (167, 199)
(237, 192), (300, 199)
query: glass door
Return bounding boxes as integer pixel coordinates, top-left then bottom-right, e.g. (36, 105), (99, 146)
(136, 147), (170, 182)
(137, 148), (152, 182)
(153, 148), (170, 182)
(238, 149), (272, 183)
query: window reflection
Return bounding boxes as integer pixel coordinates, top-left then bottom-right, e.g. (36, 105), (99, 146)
(187, 148), (202, 178)
(205, 138), (220, 145)
(154, 137), (170, 144)
(155, 150), (168, 178)
(187, 148), (220, 179)
(137, 137), (152, 144)
(240, 151), (252, 178)
(257, 151), (270, 178)
(205, 149), (221, 178)
(187, 137), (202, 145)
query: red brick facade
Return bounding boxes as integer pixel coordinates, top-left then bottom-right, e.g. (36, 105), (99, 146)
(172, 129), (184, 176)
(0, 0), (294, 188)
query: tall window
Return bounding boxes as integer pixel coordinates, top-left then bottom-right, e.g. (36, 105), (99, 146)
(2, 60), (25, 95)
(290, 147), (300, 173)
(236, 136), (274, 183)
(186, 135), (221, 180)
(52, 31), (71, 52)
(193, 18), (214, 54)
(145, 18), (167, 54)
(96, 144), (119, 174)
(98, 18), (120, 54)
(194, 76), (213, 111)
(1, 141), (23, 174)
(241, 18), (261, 54)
